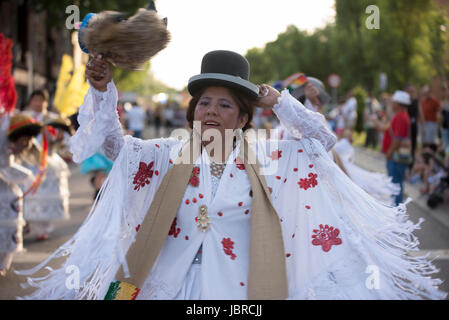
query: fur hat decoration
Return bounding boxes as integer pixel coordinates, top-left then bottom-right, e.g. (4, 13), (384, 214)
(78, 1), (170, 70)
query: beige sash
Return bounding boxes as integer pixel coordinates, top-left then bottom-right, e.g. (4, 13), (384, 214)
(115, 138), (288, 299)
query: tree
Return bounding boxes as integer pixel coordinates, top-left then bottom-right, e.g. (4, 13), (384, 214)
(245, 0), (447, 97)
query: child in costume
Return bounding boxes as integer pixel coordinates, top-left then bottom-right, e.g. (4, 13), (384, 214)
(0, 114), (41, 276)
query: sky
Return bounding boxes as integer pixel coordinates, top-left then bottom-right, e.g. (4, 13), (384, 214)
(150, 0), (336, 90)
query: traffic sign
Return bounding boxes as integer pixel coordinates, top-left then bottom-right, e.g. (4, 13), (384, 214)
(328, 73), (341, 88)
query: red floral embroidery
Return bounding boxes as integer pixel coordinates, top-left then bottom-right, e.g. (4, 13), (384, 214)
(309, 164), (314, 168)
(169, 159), (173, 164)
(230, 173), (234, 178)
(189, 175), (199, 187)
(192, 197), (197, 203)
(311, 224), (342, 252)
(218, 212), (223, 217)
(185, 236), (189, 240)
(185, 199), (190, 205)
(238, 202), (243, 207)
(235, 157), (245, 170)
(305, 205), (311, 210)
(286, 253), (291, 258)
(245, 210), (249, 215)
(298, 173), (318, 190)
(189, 167), (200, 187)
(249, 190), (253, 197)
(199, 193), (204, 199)
(136, 224), (141, 232)
(155, 144), (160, 148)
(293, 168), (298, 172)
(133, 161), (154, 191)
(155, 170), (159, 176)
(222, 237), (236, 260)
(276, 176), (281, 180)
(298, 149), (303, 153)
(168, 218), (181, 238)
(292, 233), (295, 238)
(270, 149), (282, 160)
(240, 282), (245, 287)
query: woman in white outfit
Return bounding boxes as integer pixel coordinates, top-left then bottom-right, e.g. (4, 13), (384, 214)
(17, 51), (446, 300)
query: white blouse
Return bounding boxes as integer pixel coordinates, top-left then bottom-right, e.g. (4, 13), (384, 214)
(16, 81), (446, 301)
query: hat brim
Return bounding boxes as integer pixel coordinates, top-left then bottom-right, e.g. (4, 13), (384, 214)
(7, 124), (42, 141)
(46, 122), (75, 136)
(290, 83), (331, 106)
(188, 73), (259, 100)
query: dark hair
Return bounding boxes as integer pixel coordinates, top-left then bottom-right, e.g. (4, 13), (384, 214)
(186, 86), (254, 132)
(28, 89), (49, 103)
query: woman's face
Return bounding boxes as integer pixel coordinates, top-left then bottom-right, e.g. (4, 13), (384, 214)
(193, 86), (248, 140)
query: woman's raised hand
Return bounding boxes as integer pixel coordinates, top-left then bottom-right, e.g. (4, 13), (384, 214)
(254, 84), (281, 109)
(85, 54), (113, 92)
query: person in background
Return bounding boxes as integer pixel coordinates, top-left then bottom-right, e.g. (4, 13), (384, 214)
(441, 85), (449, 150)
(378, 91), (411, 205)
(1, 114), (40, 276)
(404, 84), (425, 168)
(126, 103), (146, 139)
(153, 105), (162, 137)
(420, 85), (441, 148)
(19, 91), (72, 241)
(342, 91), (357, 130)
(364, 91), (381, 149)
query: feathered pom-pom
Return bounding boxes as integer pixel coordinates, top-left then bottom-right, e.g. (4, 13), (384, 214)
(0, 33), (17, 114)
(79, 8), (170, 70)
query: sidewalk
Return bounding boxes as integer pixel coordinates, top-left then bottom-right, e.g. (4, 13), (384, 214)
(353, 146), (449, 229)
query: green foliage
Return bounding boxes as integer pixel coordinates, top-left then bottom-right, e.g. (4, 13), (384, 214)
(352, 86), (368, 133)
(245, 0), (448, 97)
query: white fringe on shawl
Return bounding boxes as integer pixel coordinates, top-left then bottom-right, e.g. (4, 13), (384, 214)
(287, 138), (446, 299)
(14, 136), (448, 300)
(15, 137), (135, 300)
(333, 138), (400, 205)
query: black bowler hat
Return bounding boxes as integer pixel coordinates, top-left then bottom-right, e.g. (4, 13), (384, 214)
(188, 50), (259, 99)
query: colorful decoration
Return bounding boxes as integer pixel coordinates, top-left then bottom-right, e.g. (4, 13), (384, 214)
(196, 205), (210, 232)
(311, 224), (342, 252)
(222, 237), (237, 260)
(21, 127), (49, 198)
(168, 217), (181, 238)
(281, 73), (308, 92)
(104, 281), (140, 300)
(0, 33), (17, 115)
(298, 172), (319, 190)
(133, 161), (154, 191)
(53, 54), (74, 113)
(189, 166), (200, 187)
(56, 64), (90, 117)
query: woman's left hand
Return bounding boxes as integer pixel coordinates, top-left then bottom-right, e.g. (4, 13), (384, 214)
(254, 84), (281, 109)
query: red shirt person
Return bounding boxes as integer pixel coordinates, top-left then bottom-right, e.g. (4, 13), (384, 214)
(419, 86), (441, 146)
(380, 90), (411, 205)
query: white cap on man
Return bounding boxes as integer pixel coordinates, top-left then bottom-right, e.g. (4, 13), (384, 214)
(392, 90), (411, 106)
